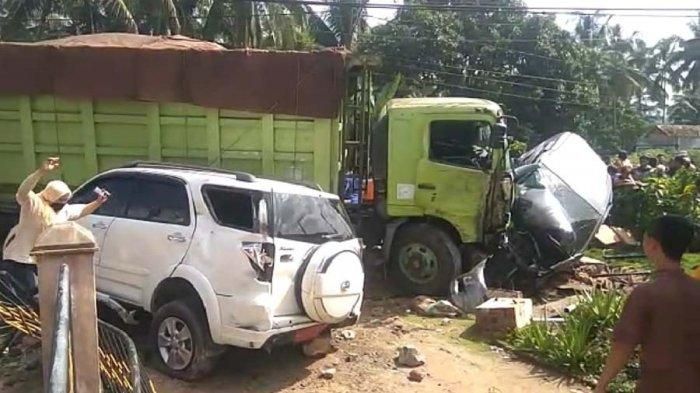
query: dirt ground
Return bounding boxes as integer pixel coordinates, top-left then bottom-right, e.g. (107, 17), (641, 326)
(0, 269), (589, 393)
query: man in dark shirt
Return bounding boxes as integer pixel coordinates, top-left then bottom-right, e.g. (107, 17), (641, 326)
(595, 215), (700, 392)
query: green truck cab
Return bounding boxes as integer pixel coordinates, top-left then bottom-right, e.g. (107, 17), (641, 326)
(360, 98), (513, 294)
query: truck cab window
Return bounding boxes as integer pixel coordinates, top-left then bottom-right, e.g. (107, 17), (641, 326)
(429, 120), (492, 168)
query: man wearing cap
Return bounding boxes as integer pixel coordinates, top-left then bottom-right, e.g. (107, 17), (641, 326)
(0, 157), (107, 297)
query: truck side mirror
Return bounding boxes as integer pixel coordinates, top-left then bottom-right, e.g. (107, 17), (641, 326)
(490, 123), (508, 148)
(258, 198), (269, 237)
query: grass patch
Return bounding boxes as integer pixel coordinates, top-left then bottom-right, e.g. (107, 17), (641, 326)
(585, 248), (700, 272)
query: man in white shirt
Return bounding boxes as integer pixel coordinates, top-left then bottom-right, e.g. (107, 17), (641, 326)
(1, 157), (107, 297)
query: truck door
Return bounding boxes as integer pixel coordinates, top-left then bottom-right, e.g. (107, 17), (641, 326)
(415, 119), (493, 242)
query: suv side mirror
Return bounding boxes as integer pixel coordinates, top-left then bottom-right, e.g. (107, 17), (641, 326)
(258, 198), (269, 237)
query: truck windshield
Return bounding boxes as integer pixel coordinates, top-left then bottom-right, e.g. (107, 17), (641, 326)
(273, 193), (355, 244)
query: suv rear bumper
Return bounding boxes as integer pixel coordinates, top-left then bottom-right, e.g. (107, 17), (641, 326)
(216, 314), (359, 350)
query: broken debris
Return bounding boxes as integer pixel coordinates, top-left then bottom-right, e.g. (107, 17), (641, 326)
(302, 335), (337, 358)
(476, 298), (533, 335)
(339, 329), (356, 340)
(408, 369), (425, 382)
(396, 345), (426, 368)
(411, 296), (462, 317)
(319, 368), (336, 380)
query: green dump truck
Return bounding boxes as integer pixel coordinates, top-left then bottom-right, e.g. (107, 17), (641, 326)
(0, 34), (513, 295)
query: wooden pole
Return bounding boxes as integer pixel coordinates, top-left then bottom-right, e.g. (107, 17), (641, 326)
(32, 222), (100, 393)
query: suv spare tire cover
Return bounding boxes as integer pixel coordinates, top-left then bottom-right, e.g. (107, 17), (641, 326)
(299, 242), (364, 324)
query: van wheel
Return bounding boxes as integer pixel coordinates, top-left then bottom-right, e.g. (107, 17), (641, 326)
(150, 300), (221, 381)
(390, 223), (461, 296)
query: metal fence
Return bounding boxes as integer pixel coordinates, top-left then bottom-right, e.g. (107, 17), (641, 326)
(0, 267), (157, 393)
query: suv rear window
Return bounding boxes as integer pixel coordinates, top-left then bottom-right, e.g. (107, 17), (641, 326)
(203, 187), (256, 230)
(273, 193), (354, 244)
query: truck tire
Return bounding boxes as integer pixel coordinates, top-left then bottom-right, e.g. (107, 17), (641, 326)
(150, 300), (222, 381)
(390, 223), (461, 296)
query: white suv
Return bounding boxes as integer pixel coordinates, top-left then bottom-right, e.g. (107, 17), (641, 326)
(69, 162), (364, 380)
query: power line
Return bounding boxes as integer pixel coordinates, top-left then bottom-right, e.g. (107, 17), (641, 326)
(376, 71), (601, 108)
(398, 63), (592, 96)
(383, 54), (596, 86)
(250, 1), (700, 18)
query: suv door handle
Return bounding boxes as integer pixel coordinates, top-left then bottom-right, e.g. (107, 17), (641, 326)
(167, 233), (187, 243)
(92, 222), (108, 230)
(417, 183), (436, 190)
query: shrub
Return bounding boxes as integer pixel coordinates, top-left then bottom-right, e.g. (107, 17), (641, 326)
(509, 290), (634, 392)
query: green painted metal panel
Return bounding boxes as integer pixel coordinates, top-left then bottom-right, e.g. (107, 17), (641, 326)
(19, 96), (36, 174)
(0, 94), (339, 207)
(146, 104), (162, 161)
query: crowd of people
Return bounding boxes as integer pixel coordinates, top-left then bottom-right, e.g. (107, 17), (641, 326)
(607, 150), (697, 188)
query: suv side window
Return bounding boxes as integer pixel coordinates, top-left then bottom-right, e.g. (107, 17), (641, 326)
(69, 176), (134, 218)
(202, 186), (256, 231)
(429, 120), (491, 168)
(126, 178), (190, 226)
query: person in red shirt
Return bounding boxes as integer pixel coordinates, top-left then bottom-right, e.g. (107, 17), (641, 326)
(595, 215), (700, 392)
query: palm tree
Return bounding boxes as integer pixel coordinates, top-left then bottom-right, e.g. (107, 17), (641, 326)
(307, 0), (368, 49)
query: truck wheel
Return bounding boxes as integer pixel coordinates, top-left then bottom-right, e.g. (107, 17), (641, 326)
(150, 300), (221, 381)
(390, 223), (461, 296)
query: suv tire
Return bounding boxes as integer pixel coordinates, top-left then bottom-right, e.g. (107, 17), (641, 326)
(390, 223), (461, 296)
(150, 300), (221, 381)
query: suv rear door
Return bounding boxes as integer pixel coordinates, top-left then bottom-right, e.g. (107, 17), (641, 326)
(270, 193), (360, 318)
(98, 174), (194, 306)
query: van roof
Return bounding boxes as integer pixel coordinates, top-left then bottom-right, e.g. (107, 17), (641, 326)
(387, 97), (503, 117)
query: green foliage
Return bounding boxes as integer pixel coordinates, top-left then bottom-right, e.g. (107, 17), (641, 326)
(509, 290), (634, 392)
(509, 140), (527, 158)
(610, 169), (700, 235)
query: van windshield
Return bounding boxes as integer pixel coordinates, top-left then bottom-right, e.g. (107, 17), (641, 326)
(273, 193), (354, 244)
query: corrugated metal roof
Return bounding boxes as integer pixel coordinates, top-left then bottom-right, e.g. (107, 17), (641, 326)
(652, 125), (700, 138)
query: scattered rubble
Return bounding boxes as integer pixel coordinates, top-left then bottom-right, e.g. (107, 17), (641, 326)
(320, 368), (336, 380)
(594, 225), (638, 247)
(475, 298), (533, 335)
(339, 330), (356, 340)
(395, 345), (425, 368)
(486, 289), (523, 299)
(344, 353), (359, 363)
(440, 318), (451, 326)
(408, 369), (425, 382)
(411, 296), (461, 318)
(303, 335), (337, 358)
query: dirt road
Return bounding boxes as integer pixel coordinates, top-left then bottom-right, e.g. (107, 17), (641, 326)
(146, 297), (585, 393)
(1, 274), (588, 393)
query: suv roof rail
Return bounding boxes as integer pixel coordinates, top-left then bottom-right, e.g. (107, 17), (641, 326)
(121, 161), (256, 183)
